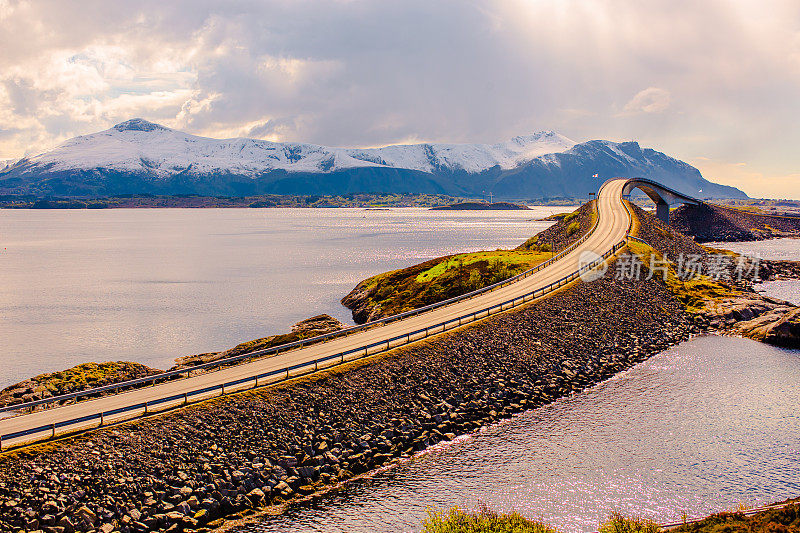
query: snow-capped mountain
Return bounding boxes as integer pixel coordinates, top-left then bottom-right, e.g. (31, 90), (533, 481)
(0, 158), (16, 172)
(8, 119), (577, 177)
(0, 118), (747, 199)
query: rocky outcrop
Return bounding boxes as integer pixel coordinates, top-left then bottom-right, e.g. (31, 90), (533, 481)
(686, 289), (800, 349)
(703, 296), (800, 348)
(173, 314), (346, 369)
(761, 260), (800, 281)
(290, 314), (347, 337)
(0, 362), (162, 409)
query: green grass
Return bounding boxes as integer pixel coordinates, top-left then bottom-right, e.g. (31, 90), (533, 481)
(348, 249), (550, 319)
(566, 221), (580, 236)
(30, 362), (160, 394)
(672, 500), (800, 533)
(416, 250), (548, 283)
(599, 512), (660, 533)
(422, 506), (561, 533)
(422, 507), (664, 533)
(626, 241), (738, 314)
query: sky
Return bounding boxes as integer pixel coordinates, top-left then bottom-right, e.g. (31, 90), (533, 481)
(0, 0), (798, 198)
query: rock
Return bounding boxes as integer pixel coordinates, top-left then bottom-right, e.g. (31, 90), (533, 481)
(291, 315), (346, 337)
(760, 307), (800, 348)
(703, 293), (800, 348)
(74, 506), (97, 527)
(246, 488), (265, 506)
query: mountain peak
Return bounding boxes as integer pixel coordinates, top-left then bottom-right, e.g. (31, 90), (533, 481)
(112, 118), (170, 133)
(510, 131), (574, 146)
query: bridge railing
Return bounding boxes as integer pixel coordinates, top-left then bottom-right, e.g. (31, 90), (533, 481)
(0, 235), (628, 450)
(0, 196), (609, 420)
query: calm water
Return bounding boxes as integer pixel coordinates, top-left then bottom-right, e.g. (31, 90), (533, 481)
(709, 238), (800, 304)
(0, 207), (561, 387)
(243, 335), (800, 533)
(706, 237), (800, 261)
(755, 280), (800, 306)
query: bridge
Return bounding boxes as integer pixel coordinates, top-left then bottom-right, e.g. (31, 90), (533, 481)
(0, 178), (703, 450)
(622, 177), (702, 223)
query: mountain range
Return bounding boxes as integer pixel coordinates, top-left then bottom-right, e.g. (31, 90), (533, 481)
(0, 118), (747, 199)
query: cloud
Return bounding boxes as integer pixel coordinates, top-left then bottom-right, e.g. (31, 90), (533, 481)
(623, 87), (671, 114)
(0, 0), (797, 197)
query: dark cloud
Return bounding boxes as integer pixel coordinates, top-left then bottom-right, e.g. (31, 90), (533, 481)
(0, 0), (797, 196)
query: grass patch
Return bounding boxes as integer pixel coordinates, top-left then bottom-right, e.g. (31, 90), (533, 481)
(566, 221), (580, 236)
(423, 506), (561, 533)
(599, 511), (660, 533)
(344, 249), (550, 320)
(626, 241), (738, 314)
(8, 362), (160, 396)
(415, 250), (548, 284)
(672, 501), (800, 533)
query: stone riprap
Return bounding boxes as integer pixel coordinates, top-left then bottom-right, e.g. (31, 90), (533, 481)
(670, 203), (800, 242)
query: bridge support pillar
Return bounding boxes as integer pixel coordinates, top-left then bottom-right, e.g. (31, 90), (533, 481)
(656, 201), (669, 224)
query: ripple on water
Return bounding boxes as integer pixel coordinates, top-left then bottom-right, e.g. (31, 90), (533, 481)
(704, 238), (800, 261)
(755, 280), (800, 306)
(240, 335), (800, 533)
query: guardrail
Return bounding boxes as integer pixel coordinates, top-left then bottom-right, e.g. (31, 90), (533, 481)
(0, 181), (628, 450)
(0, 195), (608, 419)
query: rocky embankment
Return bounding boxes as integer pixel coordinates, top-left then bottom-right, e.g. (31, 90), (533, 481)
(173, 315), (345, 369)
(0, 256), (697, 532)
(670, 203), (800, 242)
(0, 363), (161, 410)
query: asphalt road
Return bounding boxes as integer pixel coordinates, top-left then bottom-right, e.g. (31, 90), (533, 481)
(0, 179), (632, 447)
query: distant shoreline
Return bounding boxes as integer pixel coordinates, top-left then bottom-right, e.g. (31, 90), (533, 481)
(430, 201), (530, 211)
(0, 193), (588, 209)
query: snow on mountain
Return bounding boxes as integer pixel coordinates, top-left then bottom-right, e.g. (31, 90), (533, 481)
(0, 118), (748, 199)
(22, 119), (577, 178)
(0, 158), (16, 172)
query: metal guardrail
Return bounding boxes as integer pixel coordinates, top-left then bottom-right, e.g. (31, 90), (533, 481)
(0, 180), (628, 449)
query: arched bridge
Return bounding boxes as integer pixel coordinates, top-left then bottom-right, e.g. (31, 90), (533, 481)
(0, 177), (695, 449)
(622, 177), (703, 223)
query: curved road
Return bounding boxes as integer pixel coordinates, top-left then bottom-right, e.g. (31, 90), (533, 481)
(0, 179), (632, 448)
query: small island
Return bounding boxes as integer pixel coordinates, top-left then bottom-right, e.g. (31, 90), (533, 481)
(430, 201), (529, 211)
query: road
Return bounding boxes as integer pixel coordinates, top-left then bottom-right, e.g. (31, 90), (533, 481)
(0, 179), (632, 448)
